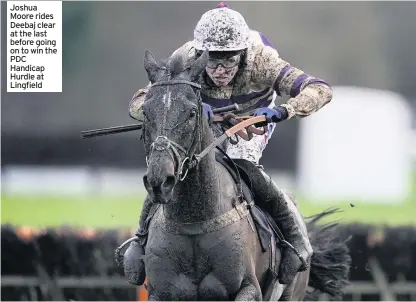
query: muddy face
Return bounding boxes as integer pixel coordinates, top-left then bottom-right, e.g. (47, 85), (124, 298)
(205, 52), (241, 87)
(206, 65), (239, 87)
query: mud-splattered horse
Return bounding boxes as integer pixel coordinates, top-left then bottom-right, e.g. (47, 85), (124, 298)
(137, 49), (351, 300)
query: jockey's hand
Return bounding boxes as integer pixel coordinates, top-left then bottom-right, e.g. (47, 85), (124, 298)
(202, 103), (214, 124)
(253, 106), (288, 126)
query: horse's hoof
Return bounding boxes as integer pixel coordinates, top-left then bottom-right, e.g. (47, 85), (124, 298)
(123, 241), (146, 285)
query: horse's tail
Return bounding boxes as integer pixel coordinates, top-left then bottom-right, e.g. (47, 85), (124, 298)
(304, 208), (352, 301)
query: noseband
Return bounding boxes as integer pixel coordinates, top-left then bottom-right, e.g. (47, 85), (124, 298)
(145, 80), (203, 182)
(147, 135), (192, 181)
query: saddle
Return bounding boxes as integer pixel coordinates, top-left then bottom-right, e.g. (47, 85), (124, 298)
(214, 150), (282, 278)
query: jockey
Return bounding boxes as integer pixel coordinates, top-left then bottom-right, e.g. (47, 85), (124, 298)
(124, 2), (332, 287)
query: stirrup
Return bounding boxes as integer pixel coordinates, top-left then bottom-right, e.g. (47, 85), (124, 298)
(114, 236), (140, 267)
(281, 240), (309, 271)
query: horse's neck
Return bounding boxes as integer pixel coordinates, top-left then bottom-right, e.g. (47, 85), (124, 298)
(163, 126), (232, 223)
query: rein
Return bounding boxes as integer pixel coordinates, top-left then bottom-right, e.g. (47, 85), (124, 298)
(193, 115), (266, 164)
(81, 79), (267, 182)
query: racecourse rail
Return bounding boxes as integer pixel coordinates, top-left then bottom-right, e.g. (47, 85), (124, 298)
(2, 225), (416, 301)
(2, 275), (416, 301)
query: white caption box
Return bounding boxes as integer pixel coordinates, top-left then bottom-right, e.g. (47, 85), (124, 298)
(6, 1), (62, 92)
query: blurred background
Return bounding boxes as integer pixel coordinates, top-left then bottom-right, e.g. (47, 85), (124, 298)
(1, 1), (416, 301)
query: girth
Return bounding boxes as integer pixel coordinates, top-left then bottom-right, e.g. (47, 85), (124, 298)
(153, 200), (252, 236)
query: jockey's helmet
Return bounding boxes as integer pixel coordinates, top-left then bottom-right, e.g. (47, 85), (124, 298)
(192, 3), (250, 52)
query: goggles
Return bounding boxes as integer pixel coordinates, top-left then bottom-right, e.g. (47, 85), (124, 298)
(206, 54), (241, 69)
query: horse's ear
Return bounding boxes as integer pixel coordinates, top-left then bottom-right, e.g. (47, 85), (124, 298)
(143, 49), (161, 83)
(189, 49), (209, 81)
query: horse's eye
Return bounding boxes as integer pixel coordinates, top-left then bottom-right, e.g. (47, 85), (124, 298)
(189, 109), (197, 117)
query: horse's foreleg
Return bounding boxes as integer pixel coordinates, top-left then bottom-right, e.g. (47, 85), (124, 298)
(234, 281), (262, 301)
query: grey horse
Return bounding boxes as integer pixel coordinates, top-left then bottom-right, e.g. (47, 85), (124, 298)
(136, 49), (351, 301)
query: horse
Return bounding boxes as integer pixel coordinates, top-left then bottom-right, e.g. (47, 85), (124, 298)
(137, 48), (351, 300)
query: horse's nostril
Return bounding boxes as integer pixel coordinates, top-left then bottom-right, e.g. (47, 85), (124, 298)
(162, 175), (176, 193)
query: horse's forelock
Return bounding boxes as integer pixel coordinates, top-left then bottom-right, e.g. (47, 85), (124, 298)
(166, 54), (187, 78)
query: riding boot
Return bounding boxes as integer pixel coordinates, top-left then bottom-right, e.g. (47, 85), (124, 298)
(231, 159), (313, 285)
(258, 169), (313, 284)
(122, 195), (152, 286)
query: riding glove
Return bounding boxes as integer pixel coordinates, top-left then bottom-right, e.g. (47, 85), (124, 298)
(202, 103), (214, 124)
(253, 106), (288, 126)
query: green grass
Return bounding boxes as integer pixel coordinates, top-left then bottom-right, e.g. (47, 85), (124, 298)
(298, 199), (416, 227)
(2, 193), (416, 229)
(1, 194), (145, 229)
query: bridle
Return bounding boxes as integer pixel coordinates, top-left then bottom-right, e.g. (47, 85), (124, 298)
(144, 79), (203, 182)
(143, 79), (268, 183)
